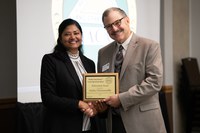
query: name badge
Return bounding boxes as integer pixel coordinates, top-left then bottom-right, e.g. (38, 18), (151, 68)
(102, 63), (110, 72)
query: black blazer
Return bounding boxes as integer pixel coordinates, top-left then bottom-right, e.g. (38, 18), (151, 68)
(40, 51), (100, 133)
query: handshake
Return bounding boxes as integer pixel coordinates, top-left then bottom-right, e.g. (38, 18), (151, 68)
(78, 94), (121, 117)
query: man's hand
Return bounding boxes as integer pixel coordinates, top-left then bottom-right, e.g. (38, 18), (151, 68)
(103, 94), (121, 108)
(93, 100), (108, 113)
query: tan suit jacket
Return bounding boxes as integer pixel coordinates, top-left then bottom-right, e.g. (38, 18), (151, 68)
(97, 33), (166, 133)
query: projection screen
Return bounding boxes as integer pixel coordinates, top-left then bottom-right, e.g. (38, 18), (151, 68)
(17, 0), (160, 103)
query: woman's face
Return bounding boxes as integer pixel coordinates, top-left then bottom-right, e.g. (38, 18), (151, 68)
(60, 24), (82, 53)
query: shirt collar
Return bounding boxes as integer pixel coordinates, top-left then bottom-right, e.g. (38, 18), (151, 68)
(117, 31), (133, 51)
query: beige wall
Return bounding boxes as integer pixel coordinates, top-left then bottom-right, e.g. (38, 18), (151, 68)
(162, 0), (200, 133)
(190, 0), (200, 65)
(173, 0), (189, 133)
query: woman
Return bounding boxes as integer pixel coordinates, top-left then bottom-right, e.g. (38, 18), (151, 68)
(40, 18), (101, 133)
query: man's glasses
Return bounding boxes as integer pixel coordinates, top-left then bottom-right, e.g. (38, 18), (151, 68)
(104, 17), (125, 31)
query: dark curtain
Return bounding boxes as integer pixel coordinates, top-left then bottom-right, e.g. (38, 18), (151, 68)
(17, 102), (45, 133)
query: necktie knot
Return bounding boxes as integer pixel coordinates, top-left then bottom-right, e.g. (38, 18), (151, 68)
(119, 45), (123, 51)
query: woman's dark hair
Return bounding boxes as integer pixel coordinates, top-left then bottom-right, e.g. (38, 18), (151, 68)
(53, 18), (83, 53)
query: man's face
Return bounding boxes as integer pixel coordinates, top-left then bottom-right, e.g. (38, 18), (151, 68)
(103, 11), (131, 44)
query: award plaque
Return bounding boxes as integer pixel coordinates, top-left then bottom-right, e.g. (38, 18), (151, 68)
(83, 73), (119, 101)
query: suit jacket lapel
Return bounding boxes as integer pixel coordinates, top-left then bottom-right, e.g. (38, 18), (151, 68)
(55, 52), (82, 93)
(120, 34), (138, 80)
(110, 42), (118, 72)
(80, 53), (93, 73)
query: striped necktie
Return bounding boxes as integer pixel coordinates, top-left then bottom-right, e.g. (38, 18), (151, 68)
(115, 45), (124, 74)
(112, 45), (123, 115)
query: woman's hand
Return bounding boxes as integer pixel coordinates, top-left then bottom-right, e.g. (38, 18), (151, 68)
(78, 101), (97, 117)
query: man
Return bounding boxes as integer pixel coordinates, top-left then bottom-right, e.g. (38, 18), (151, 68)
(97, 7), (167, 133)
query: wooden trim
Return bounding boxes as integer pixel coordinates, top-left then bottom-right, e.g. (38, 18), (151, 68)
(161, 85), (173, 133)
(0, 98), (17, 109)
(161, 85), (173, 93)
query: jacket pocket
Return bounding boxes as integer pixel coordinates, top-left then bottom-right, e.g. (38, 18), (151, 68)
(139, 102), (159, 112)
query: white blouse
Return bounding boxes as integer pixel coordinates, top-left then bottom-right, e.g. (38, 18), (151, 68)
(67, 51), (91, 131)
